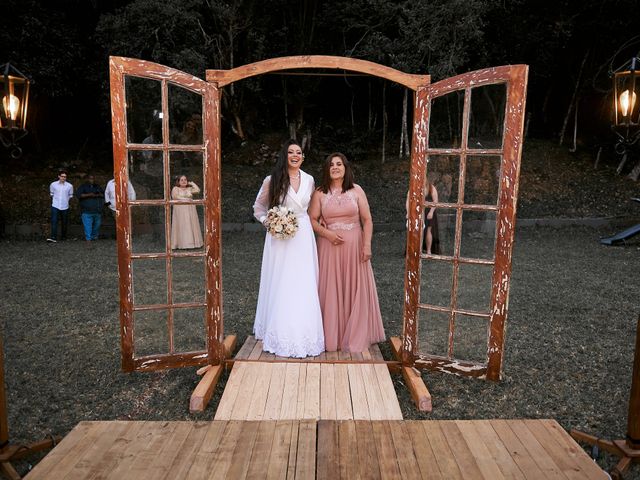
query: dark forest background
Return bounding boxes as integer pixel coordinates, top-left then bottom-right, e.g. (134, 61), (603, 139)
(2, 0), (640, 167)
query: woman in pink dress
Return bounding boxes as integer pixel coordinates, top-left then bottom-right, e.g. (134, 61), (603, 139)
(308, 152), (385, 352)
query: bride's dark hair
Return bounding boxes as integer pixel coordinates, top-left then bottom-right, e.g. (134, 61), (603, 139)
(269, 139), (302, 208)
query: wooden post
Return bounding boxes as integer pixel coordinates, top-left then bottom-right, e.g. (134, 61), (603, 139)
(627, 315), (640, 449)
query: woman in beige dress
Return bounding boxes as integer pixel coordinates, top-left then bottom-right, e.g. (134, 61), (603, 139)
(171, 175), (203, 249)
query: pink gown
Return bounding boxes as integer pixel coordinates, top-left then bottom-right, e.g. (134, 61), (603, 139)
(317, 188), (385, 352)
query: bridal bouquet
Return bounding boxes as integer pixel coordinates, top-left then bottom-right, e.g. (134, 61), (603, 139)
(266, 206), (298, 239)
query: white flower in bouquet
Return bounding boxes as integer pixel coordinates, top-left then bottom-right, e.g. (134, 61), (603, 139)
(266, 206), (298, 239)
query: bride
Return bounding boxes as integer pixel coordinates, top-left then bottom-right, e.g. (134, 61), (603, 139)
(252, 139), (325, 357)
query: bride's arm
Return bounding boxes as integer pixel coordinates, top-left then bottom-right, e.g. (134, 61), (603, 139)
(253, 176), (271, 225)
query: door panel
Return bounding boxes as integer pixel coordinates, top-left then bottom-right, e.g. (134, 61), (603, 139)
(109, 57), (223, 372)
(404, 65), (528, 380)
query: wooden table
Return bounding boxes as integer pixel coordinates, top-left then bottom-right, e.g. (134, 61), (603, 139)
(26, 419), (606, 479)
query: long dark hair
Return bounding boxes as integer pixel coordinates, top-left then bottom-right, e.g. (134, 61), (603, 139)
(318, 152), (355, 194)
(268, 139), (302, 208)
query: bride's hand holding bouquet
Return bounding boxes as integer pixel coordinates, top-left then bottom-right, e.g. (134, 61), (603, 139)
(265, 206), (298, 240)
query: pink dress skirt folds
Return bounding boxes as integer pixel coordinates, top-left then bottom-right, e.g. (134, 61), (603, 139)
(317, 188), (385, 352)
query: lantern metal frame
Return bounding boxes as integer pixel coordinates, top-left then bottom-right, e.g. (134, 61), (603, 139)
(0, 63), (31, 159)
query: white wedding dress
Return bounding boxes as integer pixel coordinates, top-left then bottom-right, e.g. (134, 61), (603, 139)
(253, 171), (325, 357)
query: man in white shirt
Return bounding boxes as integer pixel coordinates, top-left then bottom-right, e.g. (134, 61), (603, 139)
(47, 170), (74, 242)
(105, 178), (136, 219)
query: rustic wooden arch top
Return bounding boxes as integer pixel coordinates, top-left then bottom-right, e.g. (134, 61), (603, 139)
(206, 55), (430, 90)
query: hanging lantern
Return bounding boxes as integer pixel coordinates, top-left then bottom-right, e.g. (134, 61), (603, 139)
(0, 63), (31, 158)
(613, 56), (640, 128)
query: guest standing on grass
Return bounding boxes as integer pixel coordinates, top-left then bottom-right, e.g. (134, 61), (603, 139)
(170, 175), (203, 249)
(47, 170), (73, 243)
(308, 152), (385, 352)
(105, 178), (136, 220)
(76, 175), (104, 242)
(252, 139), (325, 358)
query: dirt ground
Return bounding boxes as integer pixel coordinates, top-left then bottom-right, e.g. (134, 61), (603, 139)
(1, 222), (639, 476)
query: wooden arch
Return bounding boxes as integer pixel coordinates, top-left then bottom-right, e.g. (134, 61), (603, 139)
(206, 55), (430, 90)
(110, 55), (528, 390)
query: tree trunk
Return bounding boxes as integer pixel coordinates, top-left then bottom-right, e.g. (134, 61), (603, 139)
(559, 51), (588, 146)
(400, 88), (409, 159)
(282, 78), (289, 129)
(569, 99), (578, 153)
(368, 81), (373, 132)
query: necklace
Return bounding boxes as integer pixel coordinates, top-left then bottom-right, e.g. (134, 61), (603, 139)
(289, 171), (301, 180)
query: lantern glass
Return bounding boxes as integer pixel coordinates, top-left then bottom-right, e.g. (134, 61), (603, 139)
(614, 70), (640, 126)
(0, 73), (30, 130)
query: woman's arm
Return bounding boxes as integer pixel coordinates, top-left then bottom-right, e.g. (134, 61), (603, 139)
(253, 177), (271, 225)
(189, 182), (201, 195)
(309, 190), (344, 244)
(426, 183), (438, 220)
(355, 185), (373, 262)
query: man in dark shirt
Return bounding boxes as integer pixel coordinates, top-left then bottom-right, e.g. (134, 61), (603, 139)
(76, 175), (104, 241)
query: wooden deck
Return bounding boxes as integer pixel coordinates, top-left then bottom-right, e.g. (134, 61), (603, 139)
(26, 419), (607, 479)
(215, 336), (403, 421)
(214, 362), (403, 421)
(234, 336), (385, 362)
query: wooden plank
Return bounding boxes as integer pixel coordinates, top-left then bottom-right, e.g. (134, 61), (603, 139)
(185, 421), (229, 479)
(361, 364), (386, 420)
(334, 364), (354, 420)
(348, 364), (370, 420)
(490, 419), (546, 479)
(439, 421), (485, 479)
(351, 352), (364, 361)
(507, 419), (566, 479)
(260, 350), (276, 361)
(266, 420), (294, 480)
(263, 363), (287, 420)
(249, 339), (263, 360)
(230, 362), (260, 420)
(225, 421), (260, 479)
(402, 365), (432, 411)
(540, 419), (607, 480)
(206, 420), (244, 479)
(214, 361), (247, 420)
(295, 363), (308, 418)
(524, 419), (596, 480)
(370, 344), (385, 361)
(337, 420), (360, 480)
(471, 420), (526, 479)
(286, 420), (300, 480)
(405, 420), (444, 480)
(374, 363), (403, 419)
(25, 422), (96, 479)
(388, 421), (422, 479)
(246, 421), (277, 479)
(247, 363), (274, 420)
(190, 364), (223, 412)
(27, 422), (111, 480)
(295, 420), (316, 480)
(320, 363), (337, 420)
(279, 363), (300, 419)
(111, 422), (177, 480)
(354, 421), (381, 479)
(455, 420), (506, 480)
(303, 363), (321, 420)
(338, 351), (352, 361)
(371, 421), (402, 478)
(421, 421), (464, 479)
(316, 420), (339, 480)
(325, 350), (339, 361)
(141, 422), (194, 480)
(222, 334), (238, 358)
(63, 421), (131, 480)
(236, 336), (257, 359)
(362, 349), (373, 360)
(162, 422), (209, 479)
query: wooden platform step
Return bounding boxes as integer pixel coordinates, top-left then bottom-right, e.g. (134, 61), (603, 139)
(214, 361), (403, 421)
(26, 419), (608, 479)
(235, 335), (385, 362)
